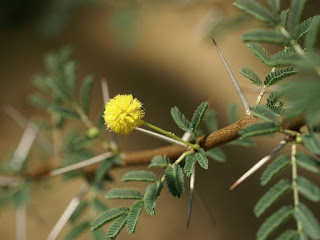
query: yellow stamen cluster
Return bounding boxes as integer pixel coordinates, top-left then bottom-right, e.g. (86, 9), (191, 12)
(104, 94), (144, 135)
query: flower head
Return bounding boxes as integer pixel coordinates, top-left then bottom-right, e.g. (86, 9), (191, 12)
(104, 94), (145, 135)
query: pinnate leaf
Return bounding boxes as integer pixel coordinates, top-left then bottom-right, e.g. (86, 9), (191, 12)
(184, 153), (196, 177)
(170, 106), (191, 132)
(190, 102), (208, 133)
(121, 171), (157, 182)
(149, 155), (170, 168)
(294, 203), (320, 239)
(106, 188), (143, 200)
(260, 155), (290, 186)
(144, 182), (163, 215)
(91, 207), (128, 231)
(165, 164), (184, 198)
(196, 148), (209, 169)
(240, 122), (280, 138)
(296, 176), (320, 202)
(127, 201), (144, 234)
(105, 214), (128, 240)
(239, 67), (261, 86)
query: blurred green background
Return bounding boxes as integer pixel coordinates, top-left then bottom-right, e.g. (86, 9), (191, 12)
(0, 0), (319, 239)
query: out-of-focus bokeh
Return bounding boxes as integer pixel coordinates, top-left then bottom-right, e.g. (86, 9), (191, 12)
(0, 0), (319, 239)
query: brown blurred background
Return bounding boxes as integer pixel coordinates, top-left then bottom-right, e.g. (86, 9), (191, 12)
(0, 0), (319, 239)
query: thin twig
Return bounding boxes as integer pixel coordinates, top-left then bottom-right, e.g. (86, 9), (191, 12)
(11, 122), (38, 171)
(47, 183), (89, 240)
(136, 127), (188, 148)
(230, 137), (290, 190)
(212, 38), (251, 114)
(49, 152), (113, 177)
(16, 204), (27, 240)
(101, 78), (117, 150)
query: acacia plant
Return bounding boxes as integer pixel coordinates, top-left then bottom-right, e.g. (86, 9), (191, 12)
(1, 0), (320, 239)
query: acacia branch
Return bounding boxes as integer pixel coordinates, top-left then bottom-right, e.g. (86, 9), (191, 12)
(24, 115), (303, 180)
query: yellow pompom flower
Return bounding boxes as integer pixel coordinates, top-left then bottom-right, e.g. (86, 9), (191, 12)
(104, 94), (145, 135)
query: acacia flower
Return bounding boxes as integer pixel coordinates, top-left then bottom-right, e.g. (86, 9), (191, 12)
(104, 94), (145, 135)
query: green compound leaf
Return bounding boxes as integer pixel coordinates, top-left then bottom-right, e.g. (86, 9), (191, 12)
(246, 42), (270, 66)
(294, 203), (320, 239)
(190, 102), (208, 133)
(121, 171), (157, 182)
(296, 152), (320, 173)
(28, 94), (50, 109)
(106, 188), (143, 200)
(144, 181), (163, 215)
(297, 16), (317, 40)
(250, 105), (280, 123)
(81, 75), (94, 115)
(257, 205), (293, 240)
(95, 158), (113, 184)
(206, 148), (226, 163)
(69, 201), (89, 223)
(268, 49), (301, 66)
(48, 105), (80, 120)
(106, 213), (128, 240)
(127, 201), (144, 234)
(196, 148), (209, 169)
(239, 67), (262, 86)
(92, 198), (108, 212)
(275, 229), (299, 240)
(287, 0), (306, 39)
(65, 221), (90, 240)
(279, 9), (290, 27)
(233, 0), (276, 26)
(204, 108), (219, 132)
(91, 207), (128, 231)
(240, 122), (280, 138)
(184, 152), (196, 177)
(264, 67), (298, 86)
(296, 176), (320, 202)
(254, 180), (291, 217)
(266, 92), (285, 116)
(302, 134), (320, 156)
(241, 29), (290, 45)
(64, 61), (76, 97)
(305, 16), (320, 52)
(46, 77), (71, 102)
(170, 106), (191, 132)
(91, 229), (104, 240)
(148, 155), (170, 168)
(260, 155), (290, 186)
(267, 0), (280, 14)
(165, 164), (185, 198)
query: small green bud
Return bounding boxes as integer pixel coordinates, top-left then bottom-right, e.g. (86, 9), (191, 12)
(296, 135), (302, 143)
(87, 127), (100, 138)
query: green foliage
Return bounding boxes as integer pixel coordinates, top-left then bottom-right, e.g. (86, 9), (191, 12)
(228, 103), (238, 124)
(91, 207), (128, 231)
(165, 164), (184, 198)
(294, 203), (320, 239)
(241, 29), (290, 45)
(94, 158), (113, 184)
(91, 229), (105, 240)
(240, 122), (279, 138)
(257, 205), (293, 240)
(121, 171), (157, 182)
(239, 67), (262, 86)
(184, 152), (196, 177)
(195, 148), (209, 169)
(287, 0), (306, 39)
(302, 133), (320, 156)
(297, 16), (317, 41)
(65, 221), (90, 240)
(268, 49), (300, 66)
(148, 155), (170, 168)
(144, 182), (163, 215)
(69, 201), (88, 223)
(267, 0), (280, 14)
(204, 108), (219, 132)
(105, 214), (128, 240)
(254, 180), (291, 217)
(296, 152), (320, 173)
(170, 106), (191, 133)
(260, 155), (290, 186)
(295, 177), (320, 202)
(106, 188), (143, 200)
(92, 198), (108, 212)
(250, 105), (279, 123)
(126, 201), (144, 234)
(81, 75), (94, 115)
(190, 102), (208, 134)
(264, 67), (298, 86)
(233, 0), (276, 26)
(206, 148), (226, 163)
(305, 16), (320, 51)
(246, 43), (270, 67)
(266, 92), (284, 116)
(48, 105), (80, 120)
(275, 229), (298, 240)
